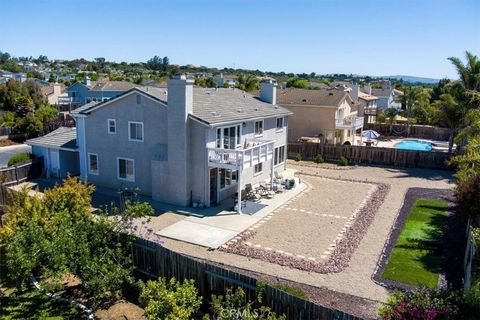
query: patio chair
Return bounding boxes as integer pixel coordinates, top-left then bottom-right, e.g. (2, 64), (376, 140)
(274, 171), (283, 183)
(259, 183), (275, 199)
(245, 183), (261, 201)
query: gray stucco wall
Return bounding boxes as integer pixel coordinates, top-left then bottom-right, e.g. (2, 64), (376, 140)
(84, 93), (168, 195)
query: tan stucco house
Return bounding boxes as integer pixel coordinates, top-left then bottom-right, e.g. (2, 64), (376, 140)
(275, 88), (364, 145)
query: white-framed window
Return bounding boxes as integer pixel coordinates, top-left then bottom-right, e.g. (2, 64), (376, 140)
(88, 153), (99, 175)
(276, 117), (284, 132)
(219, 169), (238, 189)
(254, 120), (263, 137)
(108, 119), (116, 134)
(274, 145), (285, 166)
(117, 157), (135, 181)
(216, 124), (241, 149)
(128, 121), (144, 142)
(136, 95), (141, 104)
(254, 162), (263, 176)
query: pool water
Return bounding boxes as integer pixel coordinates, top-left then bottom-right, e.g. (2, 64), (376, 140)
(395, 140), (433, 151)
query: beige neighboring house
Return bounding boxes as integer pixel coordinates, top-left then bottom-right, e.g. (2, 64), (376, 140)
(41, 83), (68, 106)
(276, 88), (364, 145)
(349, 84), (379, 125)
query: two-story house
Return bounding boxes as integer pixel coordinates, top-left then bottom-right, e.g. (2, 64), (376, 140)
(349, 84), (379, 125)
(275, 88), (363, 145)
(30, 77), (291, 213)
(67, 76), (137, 107)
(370, 81), (404, 110)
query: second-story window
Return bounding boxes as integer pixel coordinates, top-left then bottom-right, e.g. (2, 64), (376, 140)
(108, 119), (116, 134)
(276, 117), (284, 132)
(254, 120), (263, 137)
(128, 121), (144, 142)
(216, 125), (241, 149)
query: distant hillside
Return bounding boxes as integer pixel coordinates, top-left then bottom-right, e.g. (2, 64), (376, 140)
(381, 75), (440, 84)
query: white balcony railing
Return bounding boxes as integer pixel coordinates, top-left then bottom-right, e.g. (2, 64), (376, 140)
(335, 116), (364, 130)
(208, 139), (274, 169)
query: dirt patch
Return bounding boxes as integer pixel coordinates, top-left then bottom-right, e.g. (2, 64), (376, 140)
(0, 139), (18, 147)
(95, 301), (145, 320)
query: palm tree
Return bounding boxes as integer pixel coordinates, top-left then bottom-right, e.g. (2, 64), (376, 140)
(384, 107), (398, 135)
(448, 51), (480, 91)
(435, 93), (465, 153)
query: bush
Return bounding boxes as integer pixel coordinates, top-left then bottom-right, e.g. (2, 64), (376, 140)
(379, 289), (460, 320)
(273, 284), (308, 300)
(7, 152), (33, 166)
(295, 153), (302, 162)
(36, 105), (59, 123)
(138, 277), (202, 320)
(338, 156), (349, 166)
(13, 112), (43, 135)
(0, 111), (16, 127)
(314, 154), (324, 164)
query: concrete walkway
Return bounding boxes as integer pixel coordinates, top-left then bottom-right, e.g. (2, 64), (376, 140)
(158, 181), (306, 248)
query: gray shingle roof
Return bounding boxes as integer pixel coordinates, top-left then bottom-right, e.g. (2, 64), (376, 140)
(26, 127), (77, 150)
(88, 81), (137, 91)
(276, 88), (349, 107)
(72, 87), (292, 126)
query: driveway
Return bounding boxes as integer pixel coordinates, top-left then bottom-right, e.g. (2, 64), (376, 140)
(0, 144), (31, 168)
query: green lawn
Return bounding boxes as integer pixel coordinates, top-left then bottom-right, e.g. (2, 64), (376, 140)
(0, 286), (85, 320)
(382, 199), (448, 288)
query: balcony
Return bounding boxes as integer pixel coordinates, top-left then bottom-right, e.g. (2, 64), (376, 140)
(363, 107), (377, 116)
(335, 116), (364, 130)
(208, 139), (274, 170)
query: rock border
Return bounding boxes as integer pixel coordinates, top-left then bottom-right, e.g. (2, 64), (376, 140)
(371, 187), (456, 291)
(288, 159), (356, 171)
(219, 173), (390, 274)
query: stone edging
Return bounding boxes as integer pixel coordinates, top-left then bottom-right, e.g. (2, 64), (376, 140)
(219, 173), (390, 274)
(30, 274), (94, 320)
(371, 188), (455, 291)
(288, 159), (356, 171)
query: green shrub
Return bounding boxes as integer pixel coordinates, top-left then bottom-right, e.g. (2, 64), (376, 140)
(273, 284), (308, 300)
(295, 153), (302, 162)
(379, 289), (460, 320)
(463, 281), (480, 317)
(7, 153), (34, 167)
(138, 277), (202, 320)
(314, 154), (324, 164)
(338, 156), (349, 166)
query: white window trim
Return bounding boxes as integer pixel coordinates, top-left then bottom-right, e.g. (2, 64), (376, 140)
(253, 162), (263, 176)
(254, 120), (264, 137)
(274, 145), (286, 167)
(107, 119), (116, 134)
(87, 153), (99, 175)
(117, 157), (135, 182)
(128, 121), (144, 142)
(276, 117), (284, 132)
(219, 169), (238, 190)
(216, 124), (242, 149)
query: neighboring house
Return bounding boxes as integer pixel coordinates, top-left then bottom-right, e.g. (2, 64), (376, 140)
(0, 70), (13, 80)
(371, 82), (404, 109)
(13, 73), (27, 83)
(39, 77), (291, 213)
(214, 73), (237, 87)
(275, 88), (363, 145)
(349, 84), (379, 125)
(1, 71), (26, 83)
(67, 76), (137, 107)
(26, 127), (79, 178)
(41, 83), (67, 106)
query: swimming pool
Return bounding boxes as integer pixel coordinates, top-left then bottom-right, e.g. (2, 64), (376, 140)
(395, 140), (433, 151)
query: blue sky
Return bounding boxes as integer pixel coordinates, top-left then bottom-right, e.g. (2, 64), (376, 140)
(1, 0), (479, 79)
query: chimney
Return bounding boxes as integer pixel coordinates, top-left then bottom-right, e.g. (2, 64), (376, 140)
(53, 83), (61, 96)
(364, 85), (372, 95)
(82, 76), (90, 86)
(350, 83), (359, 101)
(165, 74), (194, 206)
(260, 79), (277, 104)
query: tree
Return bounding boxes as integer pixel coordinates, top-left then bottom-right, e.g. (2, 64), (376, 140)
(448, 51), (480, 91)
(36, 105), (59, 123)
(13, 112), (43, 135)
(434, 93), (465, 153)
(237, 74), (259, 92)
(1, 177), (152, 307)
(384, 108), (398, 135)
(286, 77), (308, 89)
(0, 51), (11, 64)
(138, 277), (202, 320)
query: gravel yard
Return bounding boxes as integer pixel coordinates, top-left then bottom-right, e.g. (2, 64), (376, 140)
(220, 176), (382, 272)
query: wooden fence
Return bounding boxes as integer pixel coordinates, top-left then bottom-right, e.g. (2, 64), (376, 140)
(288, 142), (452, 170)
(0, 126), (12, 137)
(463, 219), (478, 289)
(133, 238), (361, 320)
(0, 157), (44, 185)
(365, 123), (452, 141)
